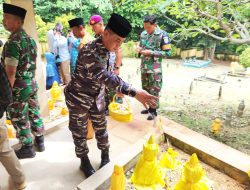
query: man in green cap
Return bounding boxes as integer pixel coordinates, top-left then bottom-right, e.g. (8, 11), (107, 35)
(65, 13), (158, 178)
(2, 3), (45, 159)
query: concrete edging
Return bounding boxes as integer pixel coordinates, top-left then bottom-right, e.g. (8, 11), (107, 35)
(162, 118), (250, 186)
(77, 132), (165, 190)
(76, 118), (250, 189)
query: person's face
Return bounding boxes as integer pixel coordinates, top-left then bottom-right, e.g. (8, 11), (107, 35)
(91, 22), (103, 35)
(103, 30), (125, 52)
(68, 31), (74, 37)
(71, 25), (85, 38)
(144, 22), (156, 34)
(2, 13), (22, 32)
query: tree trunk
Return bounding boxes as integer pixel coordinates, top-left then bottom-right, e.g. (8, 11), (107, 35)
(204, 48), (209, 60)
(209, 43), (216, 60)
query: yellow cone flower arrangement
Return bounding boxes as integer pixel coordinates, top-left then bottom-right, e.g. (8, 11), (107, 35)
(48, 99), (55, 110)
(174, 153), (211, 190)
(130, 135), (165, 189)
(50, 81), (62, 101)
(160, 148), (179, 169)
(7, 125), (15, 139)
(5, 119), (12, 125)
(110, 165), (126, 190)
(211, 118), (221, 135)
(61, 107), (69, 116)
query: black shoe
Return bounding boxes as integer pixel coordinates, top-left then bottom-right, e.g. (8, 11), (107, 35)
(35, 135), (45, 152)
(15, 144), (36, 159)
(141, 109), (149, 114)
(149, 108), (157, 117)
(147, 112), (155, 120)
(99, 149), (110, 169)
(80, 156), (95, 178)
(147, 108), (157, 120)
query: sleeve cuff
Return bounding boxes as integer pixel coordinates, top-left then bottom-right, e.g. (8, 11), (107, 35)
(119, 84), (137, 97)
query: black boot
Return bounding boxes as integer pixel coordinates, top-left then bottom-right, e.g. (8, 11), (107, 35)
(80, 156), (95, 178)
(35, 135), (45, 152)
(15, 143), (36, 159)
(147, 108), (157, 120)
(99, 149), (110, 169)
(141, 109), (149, 114)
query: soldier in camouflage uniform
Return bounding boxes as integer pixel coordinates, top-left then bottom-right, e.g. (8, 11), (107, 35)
(89, 15), (123, 114)
(64, 13), (158, 178)
(137, 15), (171, 120)
(2, 3), (45, 159)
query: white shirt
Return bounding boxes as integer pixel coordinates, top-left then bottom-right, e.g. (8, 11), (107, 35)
(53, 35), (70, 62)
(47, 29), (55, 53)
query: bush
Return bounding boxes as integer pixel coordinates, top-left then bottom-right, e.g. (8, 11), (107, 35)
(121, 41), (137, 58)
(170, 44), (178, 58)
(239, 47), (250, 68)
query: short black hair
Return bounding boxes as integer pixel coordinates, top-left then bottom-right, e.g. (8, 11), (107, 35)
(144, 15), (156, 24)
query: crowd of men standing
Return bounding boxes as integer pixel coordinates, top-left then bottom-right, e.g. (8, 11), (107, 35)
(0, 2), (171, 189)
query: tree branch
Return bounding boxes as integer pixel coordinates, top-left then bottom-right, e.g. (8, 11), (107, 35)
(198, 11), (218, 20)
(187, 28), (250, 44)
(162, 14), (185, 29)
(216, 0), (232, 37)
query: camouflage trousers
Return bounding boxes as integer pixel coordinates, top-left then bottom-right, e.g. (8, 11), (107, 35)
(141, 71), (162, 109)
(7, 86), (44, 145)
(65, 89), (110, 158)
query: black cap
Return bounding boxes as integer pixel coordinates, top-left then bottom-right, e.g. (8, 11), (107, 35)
(68, 18), (84, 28)
(3, 3), (27, 20)
(106, 13), (132, 38)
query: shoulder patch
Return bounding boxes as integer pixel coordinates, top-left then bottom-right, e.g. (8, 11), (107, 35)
(163, 36), (170, 44)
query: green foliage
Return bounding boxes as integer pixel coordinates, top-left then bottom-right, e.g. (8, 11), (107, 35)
(239, 48), (250, 68)
(121, 41), (137, 58)
(113, 0), (146, 41)
(35, 15), (53, 42)
(136, 0), (250, 45)
(55, 13), (75, 35)
(0, 2), (9, 38)
(34, 0), (113, 24)
(170, 44), (177, 57)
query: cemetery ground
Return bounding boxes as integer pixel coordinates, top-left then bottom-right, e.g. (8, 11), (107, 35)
(120, 58), (250, 155)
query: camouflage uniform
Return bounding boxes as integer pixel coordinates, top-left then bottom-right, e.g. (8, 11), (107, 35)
(105, 52), (116, 108)
(2, 29), (44, 145)
(64, 37), (132, 158)
(94, 34), (118, 108)
(140, 27), (171, 108)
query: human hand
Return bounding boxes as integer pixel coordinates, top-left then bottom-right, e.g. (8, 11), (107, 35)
(140, 50), (152, 56)
(136, 46), (142, 53)
(113, 69), (120, 75)
(134, 89), (158, 109)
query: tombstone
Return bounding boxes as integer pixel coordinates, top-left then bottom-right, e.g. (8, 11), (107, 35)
(225, 106), (233, 126)
(237, 100), (245, 117)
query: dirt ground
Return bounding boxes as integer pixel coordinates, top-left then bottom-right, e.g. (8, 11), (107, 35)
(125, 143), (249, 190)
(120, 58), (250, 155)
